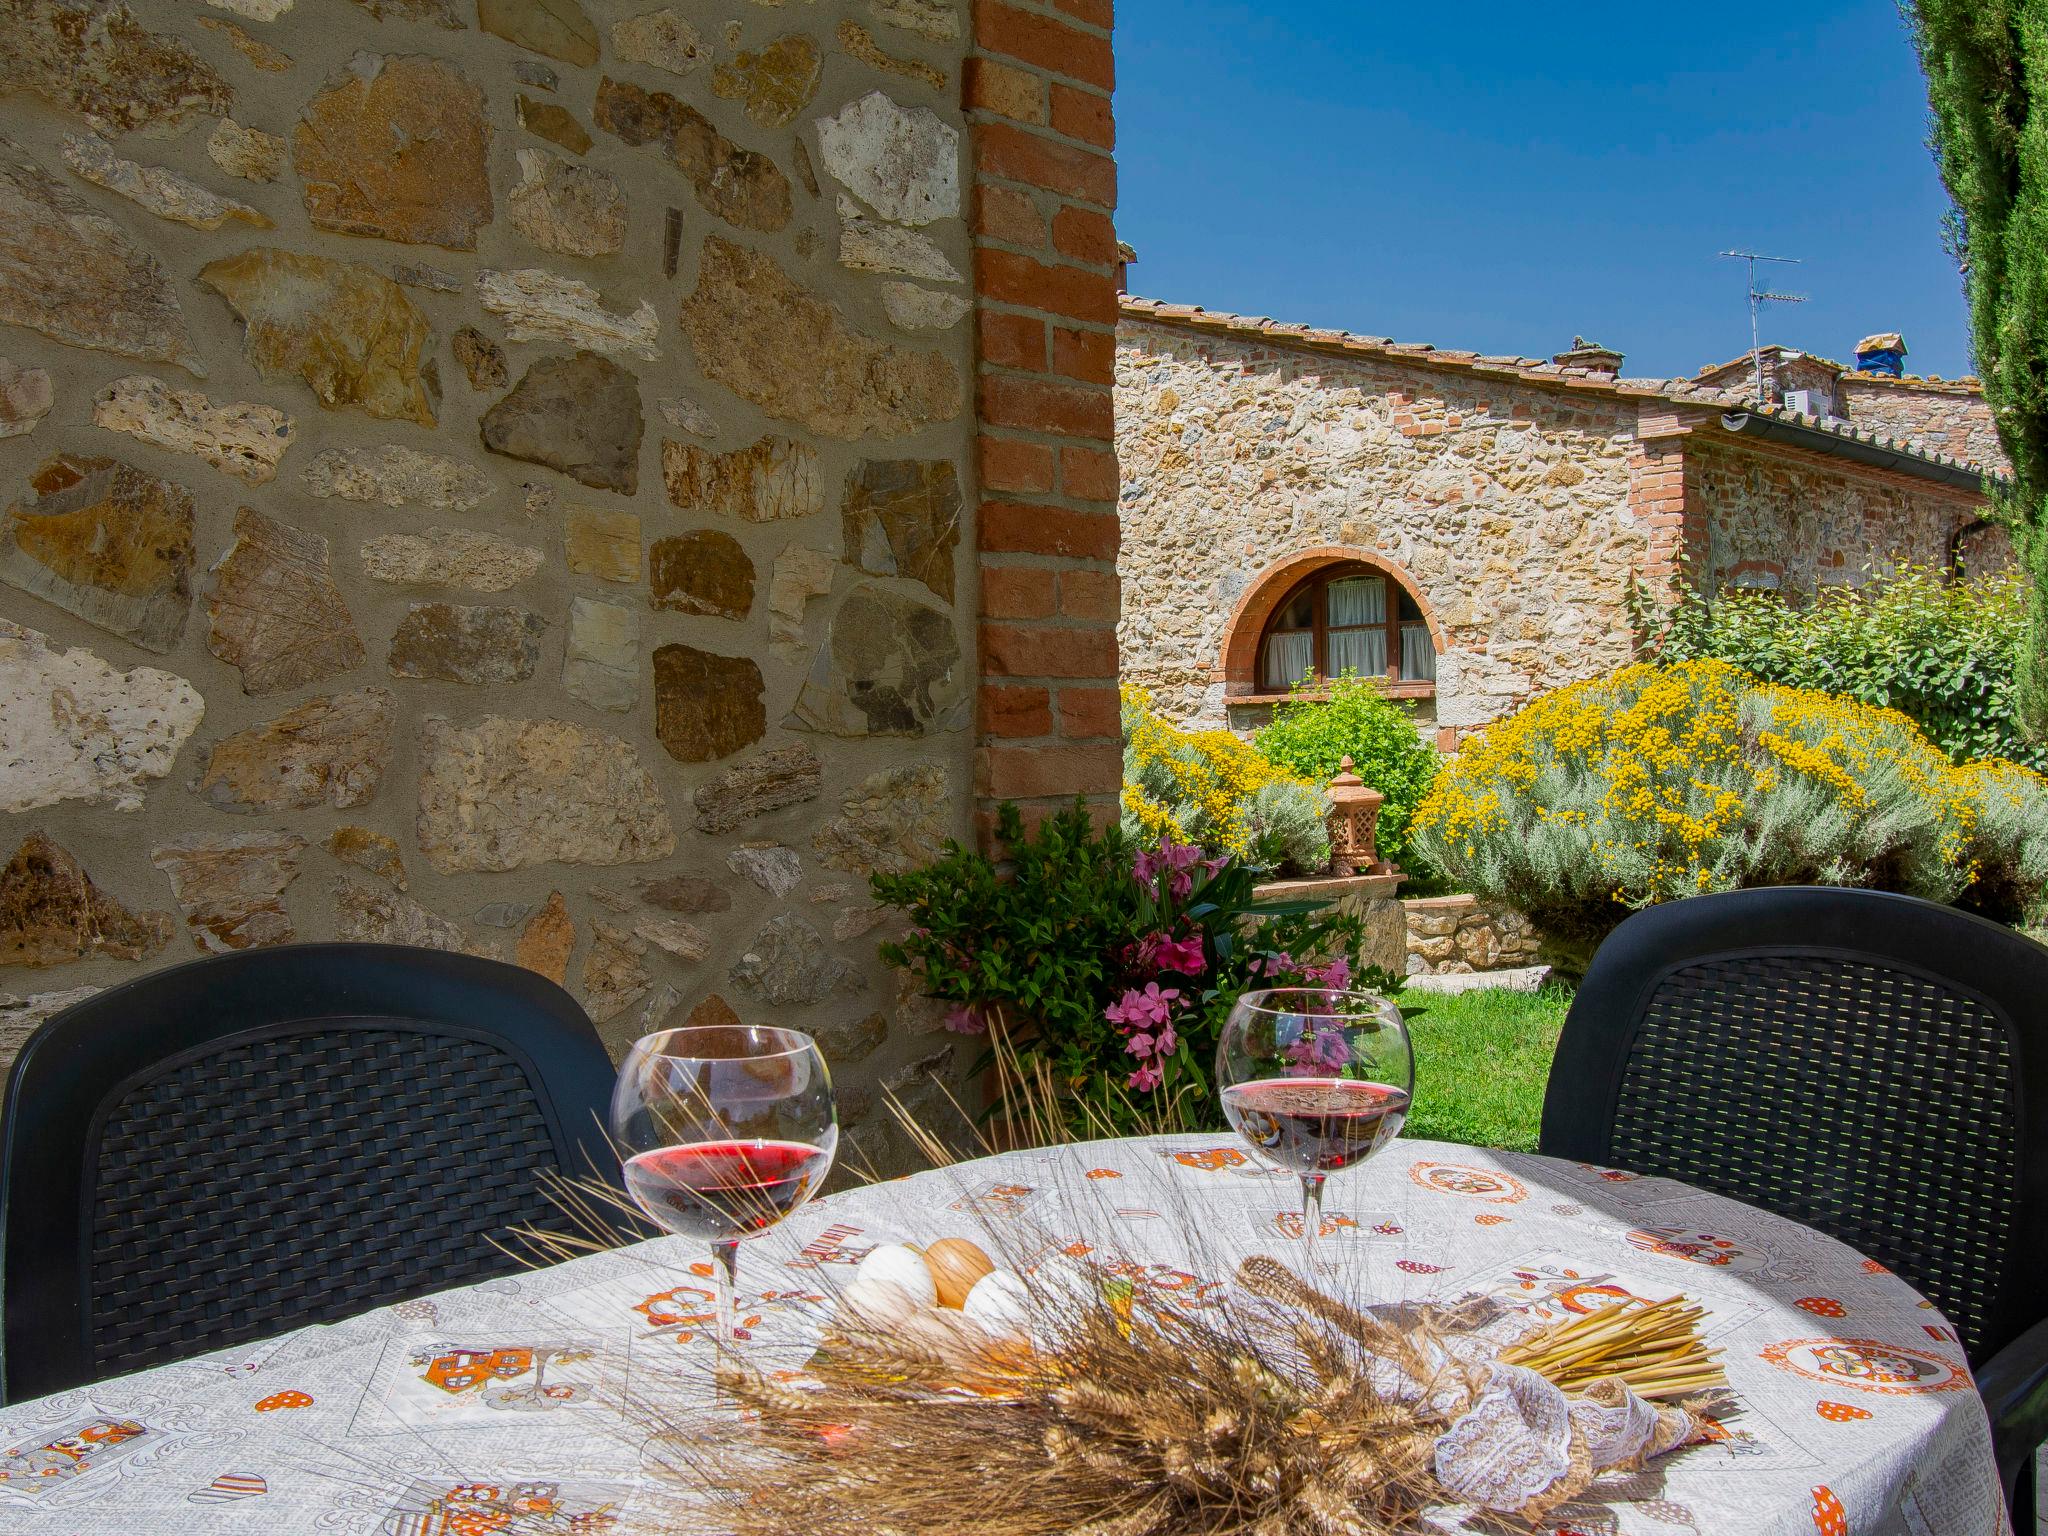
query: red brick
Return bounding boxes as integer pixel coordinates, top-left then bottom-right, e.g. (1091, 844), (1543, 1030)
(977, 311), (1047, 372)
(979, 434), (1056, 494)
(1058, 567), (1120, 622)
(1051, 324), (1116, 384)
(975, 248), (1118, 325)
(974, 0), (1115, 91)
(1053, 0), (1113, 27)
(977, 742), (1123, 801)
(981, 622), (1118, 680)
(977, 121), (1115, 208)
(976, 795), (1119, 849)
(974, 183), (1046, 247)
(1057, 685), (1120, 739)
(962, 56), (1046, 124)
(981, 684), (1054, 737)
(1435, 727), (1461, 752)
(980, 563), (1056, 619)
(981, 499), (1119, 558)
(1051, 204), (1117, 266)
(1061, 443), (1119, 501)
(979, 375), (1114, 439)
(1050, 83), (1114, 150)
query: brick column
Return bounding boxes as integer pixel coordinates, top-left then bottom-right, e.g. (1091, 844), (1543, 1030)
(967, 0), (1123, 842)
(1631, 409), (1706, 592)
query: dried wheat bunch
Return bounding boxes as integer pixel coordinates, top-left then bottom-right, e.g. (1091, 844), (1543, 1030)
(630, 1250), (1707, 1536)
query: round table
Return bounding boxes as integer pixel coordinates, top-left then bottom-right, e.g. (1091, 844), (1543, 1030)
(0, 1136), (2009, 1535)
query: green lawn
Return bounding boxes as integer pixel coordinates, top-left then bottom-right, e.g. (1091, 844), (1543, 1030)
(1402, 983), (1571, 1152)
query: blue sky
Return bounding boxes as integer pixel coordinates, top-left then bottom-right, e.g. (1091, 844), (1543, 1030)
(1114, 0), (1975, 383)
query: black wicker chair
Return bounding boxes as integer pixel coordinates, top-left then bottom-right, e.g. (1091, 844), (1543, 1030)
(1540, 887), (2048, 1523)
(0, 943), (619, 1404)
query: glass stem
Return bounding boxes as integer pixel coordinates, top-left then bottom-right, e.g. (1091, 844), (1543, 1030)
(1301, 1172), (1327, 1275)
(711, 1237), (740, 1355)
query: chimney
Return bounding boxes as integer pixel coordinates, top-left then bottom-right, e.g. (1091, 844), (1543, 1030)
(1116, 241), (1137, 295)
(1855, 332), (1907, 378)
(1552, 336), (1624, 378)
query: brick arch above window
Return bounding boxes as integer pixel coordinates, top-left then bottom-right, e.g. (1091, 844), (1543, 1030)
(1216, 546), (1448, 700)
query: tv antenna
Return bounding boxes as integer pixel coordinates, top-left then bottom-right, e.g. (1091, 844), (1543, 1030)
(1719, 250), (1806, 404)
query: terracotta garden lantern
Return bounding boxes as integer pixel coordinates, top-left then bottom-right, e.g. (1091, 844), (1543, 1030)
(1326, 756), (1385, 876)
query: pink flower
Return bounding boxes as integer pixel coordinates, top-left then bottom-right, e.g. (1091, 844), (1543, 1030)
(943, 1003), (989, 1036)
(1283, 1028), (1351, 1073)
(1134, 839), (1203, 891)
(1258, 951), (1296, 979)
(1137, 930), (1207, 977)
(1154, 1024), (1178, 1057)
(1305, 955), (1353, 990)
(1105, 982), (1179, 1031)
(1124, 1031), (1155, 1057)
(1128, 1064), (1163, 1092)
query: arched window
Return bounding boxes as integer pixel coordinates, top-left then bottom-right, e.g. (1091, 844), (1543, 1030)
(1256, 562), (1437, 692)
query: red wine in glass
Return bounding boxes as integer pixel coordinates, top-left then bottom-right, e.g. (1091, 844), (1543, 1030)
(612, 1027), (837, 1355)
(623, 1141), (835, 1242)
(1215, 989), (1414, 1275)
(1219, 1078), (1411, 1176)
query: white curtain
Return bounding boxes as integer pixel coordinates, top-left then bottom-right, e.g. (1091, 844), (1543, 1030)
(1401, 622), (1436, 682)
(1327, 627), (1388, 679)
(1262, 630), (1315, 690)
(1327, 576), (1386, 627)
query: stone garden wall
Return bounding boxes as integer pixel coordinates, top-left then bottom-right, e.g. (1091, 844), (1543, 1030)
(0, 0), (1125, 1163)
(1402, 894), (1541, 977)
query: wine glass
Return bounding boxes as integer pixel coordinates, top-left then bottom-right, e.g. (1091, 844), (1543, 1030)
(611, 1026), (838, 1353)
(1216, 988), (1413, 1275)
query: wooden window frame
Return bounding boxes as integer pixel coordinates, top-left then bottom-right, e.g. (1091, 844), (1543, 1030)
(1255, 561), (1435, 697)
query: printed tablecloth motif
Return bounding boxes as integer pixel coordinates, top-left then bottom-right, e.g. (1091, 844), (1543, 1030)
(1758, 1338), (1973, 1396)
(1626, 1228), (1770, 1274)
(1408, 1160), (1529, 1203)
(0, 1136), (2009, 1536)
(0, 1416), (148, 1495)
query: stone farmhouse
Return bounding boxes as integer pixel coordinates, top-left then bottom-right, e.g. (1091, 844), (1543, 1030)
(1115, 301), (2007, 742)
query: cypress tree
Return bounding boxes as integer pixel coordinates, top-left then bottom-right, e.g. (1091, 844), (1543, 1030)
(1906, 2), (2048, 733)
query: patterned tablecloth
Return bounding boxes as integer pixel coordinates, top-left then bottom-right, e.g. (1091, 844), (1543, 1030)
(0, 1135), (2011, 1536)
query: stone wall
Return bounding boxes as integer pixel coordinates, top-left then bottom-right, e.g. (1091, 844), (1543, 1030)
(0, 0), (1121, 1160)
(1836, 376), (2008, 476)
(1252, 872), (1407, 977)
(1115, 320), (1645, 735)
(1690, 437), (1982, 594)
(1402, 894), (1540, 976)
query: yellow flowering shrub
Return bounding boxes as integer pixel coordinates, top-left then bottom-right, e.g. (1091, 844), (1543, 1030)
(1121, 685), (1331, 872)
(1412, 659), (2048, 948)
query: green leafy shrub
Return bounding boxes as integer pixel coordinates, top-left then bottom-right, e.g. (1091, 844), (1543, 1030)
(1121, 685), (1331, 874)
(1639, 567), (2045, 772)
(1412, 659), (2048, 958)
(874, 802), (1385, 1138)
(1253, 673), (1441, 871)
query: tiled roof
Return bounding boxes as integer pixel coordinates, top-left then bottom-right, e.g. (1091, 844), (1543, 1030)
(1119, 295), (1993, 484)
(1692, 346), (1984, 394)
(1693, 345), (1852, 381)
(1836, 369), (1985, 393)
